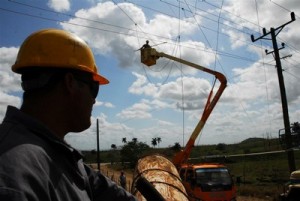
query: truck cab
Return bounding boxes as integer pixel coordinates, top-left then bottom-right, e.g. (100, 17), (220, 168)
(179, 163), (236, 201)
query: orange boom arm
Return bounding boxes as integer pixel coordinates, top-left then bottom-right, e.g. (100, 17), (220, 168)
(140, 47), (227, 167)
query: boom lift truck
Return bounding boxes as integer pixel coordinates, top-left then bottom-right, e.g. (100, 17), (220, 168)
(135, 43), (236, 201)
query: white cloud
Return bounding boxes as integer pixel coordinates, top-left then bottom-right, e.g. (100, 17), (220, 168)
(129, 72), (158, 96)
(158, 76), (211, 102)
(116, 100), (152, 120)
(222, 0), (300, 51)
(0, 92), (22, 120)
(158, 120), (174, 126)
(94, 100), (115, 108)
(61, 2), (146, 64)
(0, 47), (22, 119)
(128, 72), (220, 113)
(61, 1), (215, 74)
(0, 47), (22, 93)
(65, 114), (135, 150)
(146, 14), (198, 39)
(48, 0), (70, 12)
(225, 29), (248, 49)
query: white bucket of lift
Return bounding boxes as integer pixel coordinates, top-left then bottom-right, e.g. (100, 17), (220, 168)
(131, 154), (189, 201)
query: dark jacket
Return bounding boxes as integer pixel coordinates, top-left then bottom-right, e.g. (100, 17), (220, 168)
(0, 106), (137, 201)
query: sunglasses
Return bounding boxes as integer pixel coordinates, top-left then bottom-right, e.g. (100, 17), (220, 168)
(72, 73), (99, 98)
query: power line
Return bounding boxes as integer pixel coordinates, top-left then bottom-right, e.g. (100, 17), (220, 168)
(2, 1), (284, 68)
(284, 70), (300, 80)
(9, 0), (134, 31)
(198, 0), (300, 56)
(132, 0), (300, 62)
(180, 0), (229, 82)
(189, 148), (300, 160)
(255, 0), (272, 139)
(3, 1), (299, 85)
(160, 0), (275, 76)
(2, 5), (270, 68)
(213, 0), (224, 71)
(7, 0), (300, 65)
(269, 0), (300, 18)
(0, 7), (138, 37)
(133, 0), (269, 54)
(112, 0), (137, 25)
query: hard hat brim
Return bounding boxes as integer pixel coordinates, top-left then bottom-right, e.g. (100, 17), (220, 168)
(93, 73), (109, 85)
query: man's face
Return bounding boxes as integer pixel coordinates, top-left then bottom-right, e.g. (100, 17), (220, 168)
(68, 72), (98, 133)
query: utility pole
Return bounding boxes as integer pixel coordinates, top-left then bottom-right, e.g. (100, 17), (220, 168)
(97, 119), (100, 171)
(251, 12), (296, 173)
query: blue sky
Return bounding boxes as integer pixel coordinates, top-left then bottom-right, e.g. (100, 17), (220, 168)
(1, 0), (300, 150)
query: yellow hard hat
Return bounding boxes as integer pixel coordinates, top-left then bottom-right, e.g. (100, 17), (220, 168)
(289, 170), (300, 188)
(12, 29), (109, 85)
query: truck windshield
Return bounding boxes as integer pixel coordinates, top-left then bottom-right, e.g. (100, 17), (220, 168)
(195, 168), (232, 186)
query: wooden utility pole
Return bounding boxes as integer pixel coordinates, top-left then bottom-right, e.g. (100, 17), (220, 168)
(251, 12), (296, 173)
(97, 119), (100, 171)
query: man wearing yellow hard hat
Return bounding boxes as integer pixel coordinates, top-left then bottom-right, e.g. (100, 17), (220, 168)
(280, 170), (300, 201)
(0, 29), (137, 201)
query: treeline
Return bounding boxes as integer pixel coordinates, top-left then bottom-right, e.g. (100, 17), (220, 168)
(82, 137), (284, 166)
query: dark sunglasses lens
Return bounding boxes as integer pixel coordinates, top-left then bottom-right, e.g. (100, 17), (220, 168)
(73, 73), (99, 98)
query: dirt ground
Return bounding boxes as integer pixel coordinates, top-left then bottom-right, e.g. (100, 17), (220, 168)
(237, 196), (272, 201)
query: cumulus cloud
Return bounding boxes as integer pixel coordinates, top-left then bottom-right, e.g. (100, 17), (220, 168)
(146, 14), (198, 39)
(65, 114), (134, 150)
(61, 2), (145, 65)
(61, 1), (215, 75)
(94, 100), (115, 108)
(128, 72), (158, 96)
(222, 0), (300, 51)
(225, 29), (248, 49)
(129, 72), (212, 104)
(0, 47), (21, 93)
(48, 0), (70, 12)
(0, 47), (22, 119)
(116, 100), (152, 120)
(0, 91), (22, 120)
(157, 76), (211, 102)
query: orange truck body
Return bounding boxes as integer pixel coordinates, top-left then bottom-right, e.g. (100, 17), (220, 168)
(179, 163), (237, 201)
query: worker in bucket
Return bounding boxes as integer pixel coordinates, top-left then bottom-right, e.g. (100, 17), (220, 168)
(0, 29), (137, 201)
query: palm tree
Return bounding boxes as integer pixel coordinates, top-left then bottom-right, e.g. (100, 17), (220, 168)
(151, 138), (157, 148)
(122, 137), (127, 144)
(132, 138), (138, 144)
(110, 144), (117, 165)
(157, 137), (161, 147)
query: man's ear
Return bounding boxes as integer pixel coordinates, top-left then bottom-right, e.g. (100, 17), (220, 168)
(63, 73), (77, 96)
